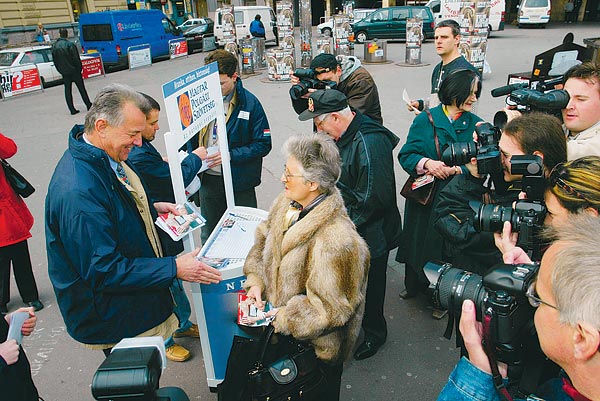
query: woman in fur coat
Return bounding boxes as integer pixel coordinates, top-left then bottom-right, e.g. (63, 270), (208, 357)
(243, 134), (370, 400)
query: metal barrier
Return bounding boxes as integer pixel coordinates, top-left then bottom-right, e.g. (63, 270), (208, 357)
(0, 64), (43, 100)
(127, 43), (152, 70)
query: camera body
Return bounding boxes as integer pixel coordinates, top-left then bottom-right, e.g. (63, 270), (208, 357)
(425, 261), (539, 364)
(289, 68), (337, 100)
(441, 122), (502, 175)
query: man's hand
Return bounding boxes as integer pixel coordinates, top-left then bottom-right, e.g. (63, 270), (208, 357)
(192, 146), (208, 160)
(460, 300), (508, 377)
(10, 308), (37, 336)
(206, 151), (222, 168)
(0, 339), (19, 365)
(502, 246), (533, 264)
(425, 159), (454, 180)
(246, 285), (265, 311)
(494, 221), (518, 255)
(176, 248), (222, 284)
(465, 157), (480, 178)
(407, 100), (420, 112)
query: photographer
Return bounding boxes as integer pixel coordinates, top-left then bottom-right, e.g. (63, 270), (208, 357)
(434, 113), (567, 274)
(290, 53), (383, 124)
(561, 62), (600, 159)
(497, 156), (600, 265)
(437, 213), (600, 401)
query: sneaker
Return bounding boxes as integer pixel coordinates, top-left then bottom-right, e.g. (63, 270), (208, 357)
(173, 323), (200, 338)
(28, 300), (44, 312)
(165, 344), (191, 362)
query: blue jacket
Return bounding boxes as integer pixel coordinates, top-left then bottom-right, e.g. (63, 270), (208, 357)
(223, 78), (271, 192)
(438, 357), (574, 401)
(45, 125), (176, 345)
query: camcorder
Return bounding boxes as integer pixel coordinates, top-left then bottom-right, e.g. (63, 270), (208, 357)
(289, 68), (337, 100)
(441, 122), (502, 175)
(424, 261), (539, 365)
(491, 76), (569, 128)
(470, 155), (547, 259)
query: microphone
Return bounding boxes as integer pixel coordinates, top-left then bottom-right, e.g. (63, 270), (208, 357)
(491, 82), (528, 97)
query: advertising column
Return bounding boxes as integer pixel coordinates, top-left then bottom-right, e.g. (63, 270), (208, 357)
(266, 1), (295, 81)
(299, 0), (313, 67)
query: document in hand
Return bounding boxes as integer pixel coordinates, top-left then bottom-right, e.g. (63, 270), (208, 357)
(7, 311), (29, 345)
(237, 292), (275, 327)
(155, 201), (206, 241)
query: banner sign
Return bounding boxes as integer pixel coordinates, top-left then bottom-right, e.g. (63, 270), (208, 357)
(169, 38), (189, 59)
(81, 55), (104, 79)
(0, 65), (42, 98)
(128, 44), (152, 69)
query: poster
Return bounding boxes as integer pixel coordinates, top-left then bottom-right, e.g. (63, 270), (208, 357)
(333, 14), (353, 56)
(81, 55), (104, 79)
(128, 44), (152, 69)
(0, 66), (42, 98)
(266, 48), (295, 81)
(169, 38), (189, 59)
(276, 1), (294, 50)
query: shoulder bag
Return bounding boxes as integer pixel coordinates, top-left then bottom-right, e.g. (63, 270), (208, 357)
(247, 324), (327, 401)
(1, 158), (35, 198)
(400, 110), (440, 207)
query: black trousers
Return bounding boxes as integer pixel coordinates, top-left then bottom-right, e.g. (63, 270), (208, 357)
(63, 73), (92, 113)
(198, 173), (257, 244)
(0, 240), (39, 306)
(319, 361), (343, 400)
(361, 252), (389, 343)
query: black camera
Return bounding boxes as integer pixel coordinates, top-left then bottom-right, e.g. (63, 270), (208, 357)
(424, 261), (539, 364)
(441, 122), (502, 175)
(289, 68), (337, 100)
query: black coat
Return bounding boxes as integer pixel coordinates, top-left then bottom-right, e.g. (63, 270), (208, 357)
(51, 37), (82, 76)
(0, 316), (39, 401)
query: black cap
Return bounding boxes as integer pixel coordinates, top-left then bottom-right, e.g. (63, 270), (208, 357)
(310, 53), (339, 73)
(298, 89), (348, 121)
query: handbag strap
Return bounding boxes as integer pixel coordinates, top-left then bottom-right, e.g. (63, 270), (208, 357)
(425, 110), (441, 160)
(256, 324), (277, 366)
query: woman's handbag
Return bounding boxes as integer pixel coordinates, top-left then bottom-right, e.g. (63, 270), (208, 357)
(1, 158), (35, 198)
(400, 110), (440, 207)
(247, 324), (327, 401)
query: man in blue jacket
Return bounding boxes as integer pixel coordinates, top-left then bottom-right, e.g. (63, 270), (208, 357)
(128, 93), (207, 362)
(45, 84), (222, 353)
(196, 49), (271, 243)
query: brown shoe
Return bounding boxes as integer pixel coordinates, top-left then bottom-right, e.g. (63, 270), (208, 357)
(165, 344), (191, 362)
(173, 323), (200, 338)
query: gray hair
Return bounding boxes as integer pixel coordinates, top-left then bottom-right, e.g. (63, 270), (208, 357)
(283, 133), (341, 195)
(84, 84), (150, 133)
(545, 213), (600, 330)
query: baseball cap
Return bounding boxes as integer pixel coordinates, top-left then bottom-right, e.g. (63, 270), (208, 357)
(298, 89), (348, 121)
(310, 53), (339, 73)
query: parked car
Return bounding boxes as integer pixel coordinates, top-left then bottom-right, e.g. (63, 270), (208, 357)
(517, 0), (551, 27)
(317, 9), (376, 36)
(351, 6), (435, 44)
(177, 18), (210, 32)
(183, 18), (215, 54)
(426, 0), (505, 36)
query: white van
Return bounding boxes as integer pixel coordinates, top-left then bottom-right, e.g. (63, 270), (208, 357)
(517, 0), (551, 27)
(426, 0), (505, 35)
(214, 6), (277, 46)
(317, 9), (376, 36)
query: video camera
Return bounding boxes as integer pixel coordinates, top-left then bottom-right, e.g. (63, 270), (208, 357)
(441, 122), (502, 175)
(289, 68), (337, 100)
(91, 337), (189, 401)
(491, 77), (569, 128)
(424, 261), (539, 365)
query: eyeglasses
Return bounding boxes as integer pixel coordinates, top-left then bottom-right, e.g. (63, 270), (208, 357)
(549, 163), (590, 202)
(282, 165), (304, 181)
(526, 281), (558, 310)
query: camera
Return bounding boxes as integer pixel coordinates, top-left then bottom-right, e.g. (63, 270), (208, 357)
(441, 122), (502, 175)
(289, 68), (337, 100)
(424, 261), (539, 364)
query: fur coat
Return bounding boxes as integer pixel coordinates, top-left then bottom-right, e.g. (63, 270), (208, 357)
(244, 189), (370, 364)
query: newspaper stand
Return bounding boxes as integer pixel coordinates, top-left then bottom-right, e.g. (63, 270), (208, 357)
(252, 38), (267, 70)
(161, 62), (268, 389)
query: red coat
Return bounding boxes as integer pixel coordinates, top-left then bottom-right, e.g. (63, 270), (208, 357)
(0, 133), (33, 247)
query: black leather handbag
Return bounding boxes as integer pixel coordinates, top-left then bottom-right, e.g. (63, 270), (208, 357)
(247, 324), (327, 401)
(1, 158), (35, 198)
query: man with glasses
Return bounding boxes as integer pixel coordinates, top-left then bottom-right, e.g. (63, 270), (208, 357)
(290, 53), (383, 124)
(561, 62), (600, 160)
(298, 89), (401, 360)
(438, 213), (600, 401)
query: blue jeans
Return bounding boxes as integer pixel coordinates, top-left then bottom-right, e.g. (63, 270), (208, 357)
(165, 279), (193, 348)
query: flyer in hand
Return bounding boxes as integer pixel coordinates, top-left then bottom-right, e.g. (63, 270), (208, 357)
(155, 201), (206, 241)
(237, 292), (275, 327)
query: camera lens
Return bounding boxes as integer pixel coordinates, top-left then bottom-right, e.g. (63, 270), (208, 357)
(424, 262), (486, 319)
(289, 83), (308, 101)
(441, 141), (477, 166)
(474, 203), (514, 232)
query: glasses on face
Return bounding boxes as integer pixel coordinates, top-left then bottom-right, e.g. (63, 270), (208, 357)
(549, 163), (590, 203)
(526, 281), (558, 310)
(282, 165), (304, 181)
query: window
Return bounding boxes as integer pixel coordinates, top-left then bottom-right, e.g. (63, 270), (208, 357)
(415, 8), (432, 20)
(0, 52), (18, 67)
(524, 0), (549, 7)
(370, 9), (389, 22)
(20, 51), (45, 65)
(81, 24), (113, 41)
(392, 8), (409, 21)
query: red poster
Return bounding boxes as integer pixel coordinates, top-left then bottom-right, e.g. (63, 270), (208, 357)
(8, 67), (42, 96)
(81, 56), (104, 79)
(170, 39), (189, 59)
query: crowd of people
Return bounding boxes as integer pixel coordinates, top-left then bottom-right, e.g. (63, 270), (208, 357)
(2, 18), (600, 401)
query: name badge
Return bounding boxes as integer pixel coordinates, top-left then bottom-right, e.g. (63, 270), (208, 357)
(238, 111), (250, 120)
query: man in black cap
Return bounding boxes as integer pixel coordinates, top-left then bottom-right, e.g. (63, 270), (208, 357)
(291, 53), (383, 124)
(299, 89), (401, 360)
